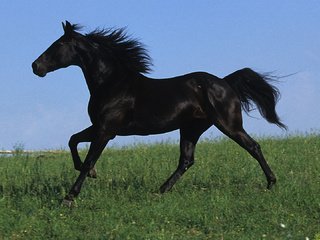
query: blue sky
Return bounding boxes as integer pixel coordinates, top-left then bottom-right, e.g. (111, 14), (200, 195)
(0, 1), (319, 150)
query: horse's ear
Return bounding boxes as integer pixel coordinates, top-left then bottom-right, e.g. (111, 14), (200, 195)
(65, 21), (72, 28)
(62, 20), (73, 35)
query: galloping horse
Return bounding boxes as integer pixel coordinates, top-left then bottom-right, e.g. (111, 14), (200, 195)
(32, 21), (286, 206)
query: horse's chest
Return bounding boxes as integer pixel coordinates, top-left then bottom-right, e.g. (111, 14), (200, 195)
(87, 96), (133, 125)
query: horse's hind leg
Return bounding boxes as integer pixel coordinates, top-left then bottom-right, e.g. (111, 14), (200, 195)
(160, 126), (205, 193)
(68, 125), (97, 178)
(215, 119), (276, 189)
(228, 129), (276, 188)
(208, 88), (277, 189)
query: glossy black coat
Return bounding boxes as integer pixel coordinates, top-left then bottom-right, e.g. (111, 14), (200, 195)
(32, 21), (286, 206)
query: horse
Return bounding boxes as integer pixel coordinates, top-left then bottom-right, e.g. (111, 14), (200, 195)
(32, 21), (286, 206)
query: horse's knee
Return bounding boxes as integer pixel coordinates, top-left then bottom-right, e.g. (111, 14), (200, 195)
(68, 135), (78, 149)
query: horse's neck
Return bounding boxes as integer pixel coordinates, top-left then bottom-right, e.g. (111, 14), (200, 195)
(79, 59), (109, 94)
(81, 65), (133, 97)
(77, 48), (135, 96)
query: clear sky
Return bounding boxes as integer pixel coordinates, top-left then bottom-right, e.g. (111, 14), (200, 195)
(0, 1), (319, 150)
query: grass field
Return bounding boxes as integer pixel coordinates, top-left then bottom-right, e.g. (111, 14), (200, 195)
(0, 135), (319, 239)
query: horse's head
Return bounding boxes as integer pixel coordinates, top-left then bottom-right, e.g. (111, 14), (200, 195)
(32, 21), (82, 77)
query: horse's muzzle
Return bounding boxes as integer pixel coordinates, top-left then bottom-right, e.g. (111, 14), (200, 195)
(32, 61), (47, 77)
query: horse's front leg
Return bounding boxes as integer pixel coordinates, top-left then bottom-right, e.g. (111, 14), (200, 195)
(63, 132), (113, 206)
(68, 126), (97, 178)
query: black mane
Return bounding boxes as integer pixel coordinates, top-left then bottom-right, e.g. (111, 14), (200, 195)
(69, 23), (83, 32)
(83, 27), (152, 74)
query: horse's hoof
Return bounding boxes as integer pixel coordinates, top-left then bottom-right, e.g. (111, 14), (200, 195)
(61, 198), (75, 208)
(159, 184), (171, 194)
(88, 168), (97, 178)
(267, 178), (276, 190)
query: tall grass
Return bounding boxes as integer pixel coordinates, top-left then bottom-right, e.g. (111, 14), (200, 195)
(0, 135), (319, 239)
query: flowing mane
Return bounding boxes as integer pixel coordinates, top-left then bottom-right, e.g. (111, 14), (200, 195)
(84, 27), (152, 74)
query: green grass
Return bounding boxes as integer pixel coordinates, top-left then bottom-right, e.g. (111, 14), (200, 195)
(0, 135), (319, 239)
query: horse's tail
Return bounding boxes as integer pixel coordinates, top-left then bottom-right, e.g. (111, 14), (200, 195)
(223, 68), (287, 129)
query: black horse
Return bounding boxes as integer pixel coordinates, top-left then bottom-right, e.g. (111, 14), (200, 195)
(32, 21), (286, 206)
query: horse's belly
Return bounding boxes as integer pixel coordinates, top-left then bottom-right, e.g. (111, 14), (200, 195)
(117, 104), (206, 136)
(118, 117), (180, 136)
